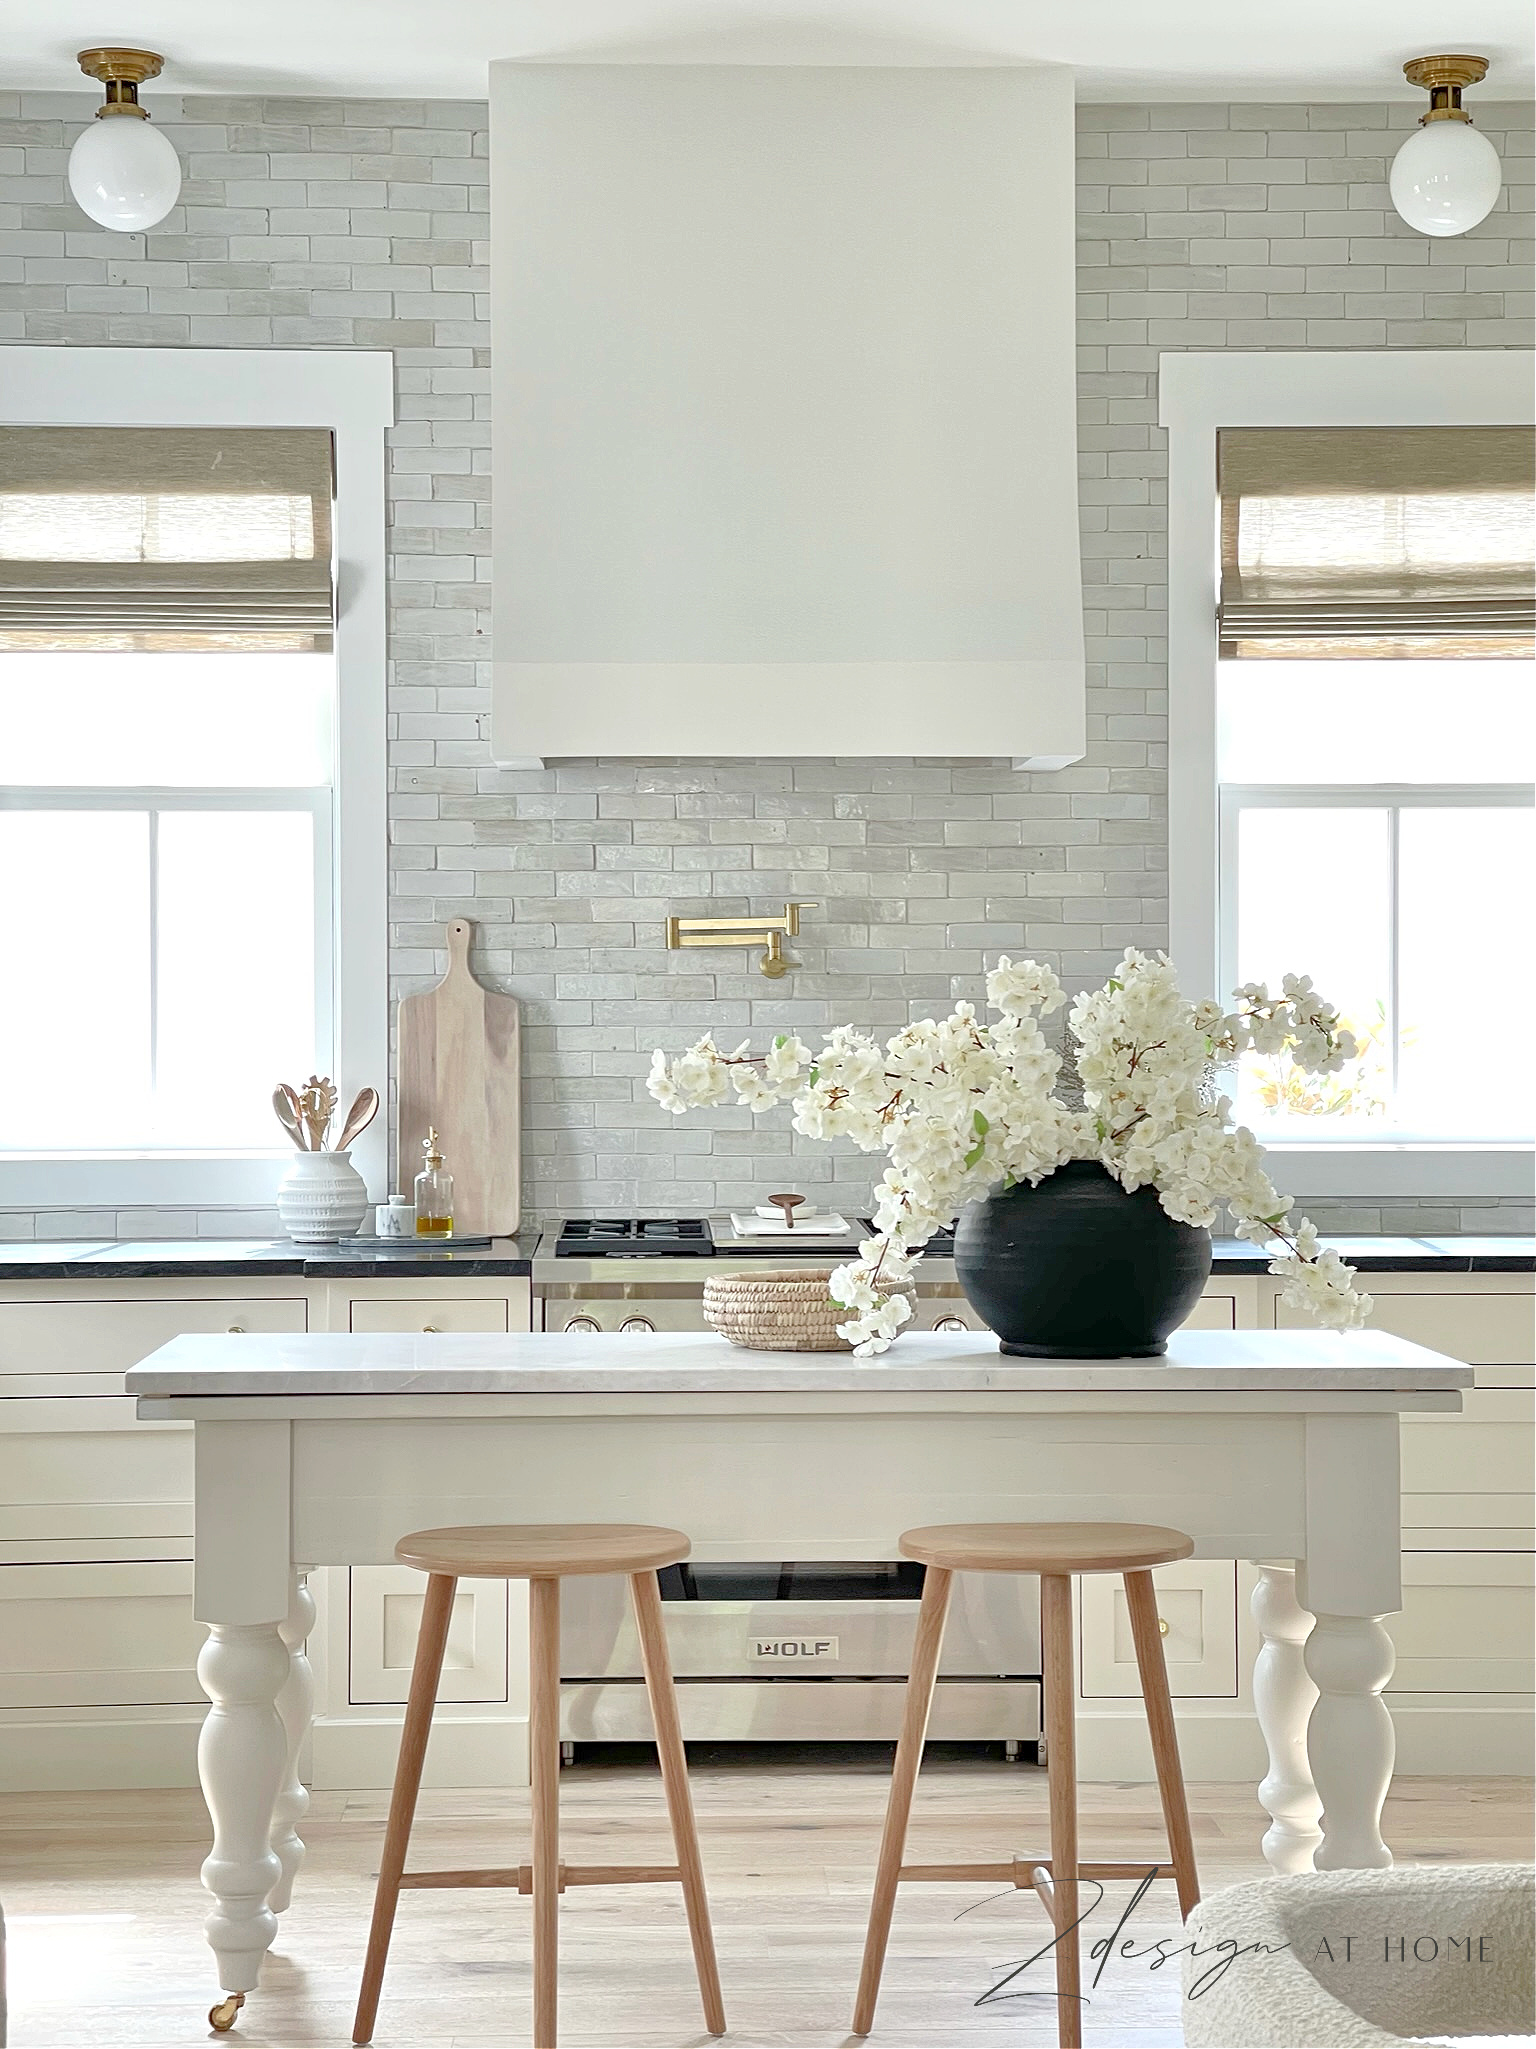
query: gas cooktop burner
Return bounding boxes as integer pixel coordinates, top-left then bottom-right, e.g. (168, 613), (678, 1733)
(554, 1218), (714, 1258)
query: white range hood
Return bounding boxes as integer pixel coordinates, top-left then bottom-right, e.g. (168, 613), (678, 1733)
(490, 63), (1084, 766)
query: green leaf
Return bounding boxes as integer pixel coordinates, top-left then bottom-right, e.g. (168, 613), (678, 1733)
(807, 1066), (819, 1084)
(1095, 1117), (1107, 1141)
(963, 1142), (985, 1169)
(972, 1109), (990, 1136)
(773, 1033), (786, 1049)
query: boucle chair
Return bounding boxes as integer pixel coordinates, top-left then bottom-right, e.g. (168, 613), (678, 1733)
(1181, 1864), (1534, 2048)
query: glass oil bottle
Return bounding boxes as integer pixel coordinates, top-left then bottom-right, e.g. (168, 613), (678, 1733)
(413, 1128), (455, 1238)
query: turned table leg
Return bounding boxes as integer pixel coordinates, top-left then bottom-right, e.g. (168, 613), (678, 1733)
(1304, 1612), (1397, 1870)
(1299, 1414), (1403, 1872)
(197, 1623), (292, 2022)
(1250, 1563), (1323, 1874)
(268, 1570), (317, 1915)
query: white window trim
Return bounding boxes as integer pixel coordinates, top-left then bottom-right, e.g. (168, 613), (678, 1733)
(0, 346), (393, 1210)
(1161, 348), (1536, 1202)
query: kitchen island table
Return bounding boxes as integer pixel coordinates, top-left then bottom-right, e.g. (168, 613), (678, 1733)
(127, 1327), (1472, 2021)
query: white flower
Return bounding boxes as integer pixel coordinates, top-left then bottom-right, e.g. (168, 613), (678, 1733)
(986, 956), (1066, 1017)
(651, 950), (1367, 1347)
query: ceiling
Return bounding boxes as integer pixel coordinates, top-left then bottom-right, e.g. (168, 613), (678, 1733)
(5, 0), (1533, 104)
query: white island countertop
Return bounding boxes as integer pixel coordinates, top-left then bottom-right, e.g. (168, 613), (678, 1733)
(127, 1326), (1473, 1409)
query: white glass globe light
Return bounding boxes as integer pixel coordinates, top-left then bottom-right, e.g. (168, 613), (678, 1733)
(1390, 117), (1502, 237)
(68, 114), (182, 232)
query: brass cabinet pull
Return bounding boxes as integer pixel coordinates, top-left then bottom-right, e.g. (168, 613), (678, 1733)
(421, 1324), (440, 1333)
(225, 1325), (244, 1334)
(1159, 1616), (1170, 1636)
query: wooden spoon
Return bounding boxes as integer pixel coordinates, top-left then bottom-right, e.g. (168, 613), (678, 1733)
(770, 1193), (805, 1230)
(272, 1086), (308, 1149)
(334, 1086), (380, 1154)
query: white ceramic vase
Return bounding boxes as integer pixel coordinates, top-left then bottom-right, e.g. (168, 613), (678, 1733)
(276, 1149), (370, 1245)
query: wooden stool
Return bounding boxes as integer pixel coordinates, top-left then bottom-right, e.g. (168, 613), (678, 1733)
(852, 1522), (1201, 2049)
(353, 1524), (725, 2049)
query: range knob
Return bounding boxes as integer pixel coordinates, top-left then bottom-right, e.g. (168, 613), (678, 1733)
(619, 1316), (657, 1334)
(563, 1315), (602, 1334)
(933, 1316), (970, 1334)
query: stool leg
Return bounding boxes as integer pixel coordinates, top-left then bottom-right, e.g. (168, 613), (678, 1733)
(1042, 1572), (1081, 2049)
(852, 1562), (952, 2035)
(354, 1571), (456, 2044)
(529, 1576), (561, 2049)
(630, 1572), (726, 2035)
(1123, 1569), (1200, 1918)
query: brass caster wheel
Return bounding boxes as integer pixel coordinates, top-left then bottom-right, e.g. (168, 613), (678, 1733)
(209, 1991), (245, 2031)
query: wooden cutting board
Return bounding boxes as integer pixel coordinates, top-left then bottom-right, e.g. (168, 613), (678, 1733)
(397, 918), (521, 1236)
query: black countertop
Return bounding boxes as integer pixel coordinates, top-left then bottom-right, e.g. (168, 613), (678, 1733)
(0, 1233), (1528, 1283)
(1204, 1234), (1535, 1275)
(0, 1237), (537, 1280)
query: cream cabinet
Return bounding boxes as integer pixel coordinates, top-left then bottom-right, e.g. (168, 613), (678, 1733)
(1271, 1271), (1534, 1762)
(348, 1567), (510, 1704)
(349, 1297), (511, 1334)
(0, 1294), (308, 1399)
(0, 1269), (533, 1789)
(0, 1260), (1527, 1787)
(0, 1559), (206, 1710)
(1079, 1561), (1238, 1700)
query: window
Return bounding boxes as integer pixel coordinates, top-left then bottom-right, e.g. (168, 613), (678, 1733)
(1163, 351), (1536, 1194)
(0, 655), (334, 1153)
(0, 349), (391, 1207)
(1216, 424), (1534, 1146)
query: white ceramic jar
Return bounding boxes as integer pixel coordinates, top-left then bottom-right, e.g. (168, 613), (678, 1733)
(276, 1149), (370, 1245)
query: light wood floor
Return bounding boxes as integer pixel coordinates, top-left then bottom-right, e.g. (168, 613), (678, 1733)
(2, 1746), (1530, 2049)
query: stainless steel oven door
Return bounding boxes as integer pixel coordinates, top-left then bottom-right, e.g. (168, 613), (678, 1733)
(558, 1561), (1041, 1745)
(561, 1561), (1040, 1679)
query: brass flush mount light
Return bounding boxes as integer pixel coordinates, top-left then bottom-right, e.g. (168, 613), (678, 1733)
(68, 47), (182, 231)
(1390, 54), (1502, 237)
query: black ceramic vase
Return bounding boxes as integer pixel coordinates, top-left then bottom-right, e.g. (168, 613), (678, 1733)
(952, 1159), (1212, 1358)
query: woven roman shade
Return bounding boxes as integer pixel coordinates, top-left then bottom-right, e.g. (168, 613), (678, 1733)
(0, 426), (335, 648)
(1218, 426), (1536, 658)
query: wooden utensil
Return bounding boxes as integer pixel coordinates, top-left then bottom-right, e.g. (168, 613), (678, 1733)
(273, 1085), (308, 1149)
(770, 1194), (805, 1230)
(398, 918), (522, 1236)
(335, 1086), (379, 1154)
(299, 1075), (338, 1152)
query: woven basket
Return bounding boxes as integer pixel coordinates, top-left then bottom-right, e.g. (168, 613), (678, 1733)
(702, 1267), (913, 1353)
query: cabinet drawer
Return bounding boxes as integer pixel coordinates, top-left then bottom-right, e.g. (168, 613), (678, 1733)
(1276, 1290), (1533, 1366)
(1079, 1561), (1238, 1700)
(349, 1565), (509, 1704)
(1402, 1390), (1535, 1545)
(0, 1296), (308, 1397)
(1387, 1553), (1535, 1695)
(0, 1559), (205, 1709)
(0, 1424), (192, 1549)
(348, 1298), (510, 1334)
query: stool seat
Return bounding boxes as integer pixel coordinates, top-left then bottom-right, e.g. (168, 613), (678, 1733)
(394, 1522), (691, 1579)
(900, 1520), (1194, 1574)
